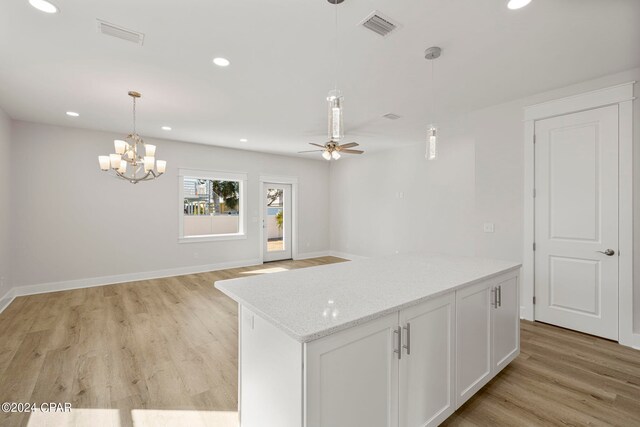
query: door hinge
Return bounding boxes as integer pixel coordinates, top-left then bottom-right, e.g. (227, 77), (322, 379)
(533, 296), (536, 305)
(533, 134), (536, 144)
(533, 242), (536, 251)
(533, 188), (536, 198)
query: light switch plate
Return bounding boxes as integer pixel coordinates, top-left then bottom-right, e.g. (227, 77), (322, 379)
(483, 223), (495, 233)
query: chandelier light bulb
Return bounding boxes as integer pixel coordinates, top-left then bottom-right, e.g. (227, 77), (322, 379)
(118, 161), (127, 174)
(109, 153), (121, 169)
(156, 160), (167, 174)
(145, 144), (156, 157)
(322, 150), (332, 161)
(114, 140), (127, 155)
(98, 156), (110, 171)
(144, 156), (155, 172)
(331, 150), (341, 160)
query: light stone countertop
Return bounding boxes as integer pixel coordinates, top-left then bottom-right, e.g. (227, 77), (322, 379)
(215, 253), (521, 343)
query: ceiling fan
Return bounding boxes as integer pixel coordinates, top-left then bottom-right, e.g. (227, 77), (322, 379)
(298, 141), (364, 161)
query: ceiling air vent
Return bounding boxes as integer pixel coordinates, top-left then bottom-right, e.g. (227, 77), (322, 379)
(97, 19), (145, 45)
(360, 11), (399, 37)
(383, 113), (401, 120)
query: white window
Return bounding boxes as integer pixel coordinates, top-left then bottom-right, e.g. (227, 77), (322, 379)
(178, 169), (247, 243)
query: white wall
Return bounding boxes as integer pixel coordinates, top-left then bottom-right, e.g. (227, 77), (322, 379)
(0, 108), (11, 300)
(330, 68), (640, 333)
(329, 133), (476, 258)
(9, 122), (330, 289)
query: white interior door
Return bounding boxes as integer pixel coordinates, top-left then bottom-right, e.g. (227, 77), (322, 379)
(263, 183), (292, 262)
(534, 105), (619, 340)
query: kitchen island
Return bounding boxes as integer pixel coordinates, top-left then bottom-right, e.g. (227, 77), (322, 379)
(215, 253), (521, 427)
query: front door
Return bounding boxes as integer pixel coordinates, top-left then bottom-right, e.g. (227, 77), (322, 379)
(534, 105), (619, 340)
(263, 183), (292, 262)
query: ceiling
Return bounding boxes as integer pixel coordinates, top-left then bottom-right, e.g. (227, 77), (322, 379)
(1, 0), (639, 156)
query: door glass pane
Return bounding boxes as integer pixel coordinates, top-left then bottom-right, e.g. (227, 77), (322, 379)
(266, 188), (284, 252)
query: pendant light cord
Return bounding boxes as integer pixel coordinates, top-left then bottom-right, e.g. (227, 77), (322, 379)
(431, 59), (435, 126)
(334, 1), (339, 91)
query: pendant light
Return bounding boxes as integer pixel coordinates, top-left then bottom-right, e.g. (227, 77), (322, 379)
(424, 46), (442, 160)
(327, 0), (344, 144)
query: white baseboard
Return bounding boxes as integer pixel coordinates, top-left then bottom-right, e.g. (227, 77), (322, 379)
(329, 251), (368, 261)
(519, 305), (534, 321)
(6, 258), (263, 302)
(294, 250), (332, 260)
(0, 288), (16, 315)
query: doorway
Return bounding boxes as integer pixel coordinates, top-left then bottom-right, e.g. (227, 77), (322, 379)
(263, 182), (292, 262)
(534, 105), (619, 340)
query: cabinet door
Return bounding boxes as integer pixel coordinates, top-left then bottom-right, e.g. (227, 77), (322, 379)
(492, 275), (520, 372)
(305, 313), (399, 427)
(399, 293), (455, 427)
(455, 281), (492, 408)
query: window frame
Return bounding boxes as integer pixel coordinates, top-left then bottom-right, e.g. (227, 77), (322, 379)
(178, 168), (248, 243)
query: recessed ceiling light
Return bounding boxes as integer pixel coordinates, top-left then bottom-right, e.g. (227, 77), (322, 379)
(29, 0), (59, 14)
(507, 0), (531, 10)
(239, 138), (248, 142)
(66, 111), (79, 117)
(213, 57), (230, 67)
(161, 126), (172, 131)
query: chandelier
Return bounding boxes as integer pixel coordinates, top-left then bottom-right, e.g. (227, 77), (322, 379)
(98, 91), (166, 184)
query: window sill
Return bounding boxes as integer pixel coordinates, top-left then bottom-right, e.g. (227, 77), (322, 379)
(179, 233), (247, 244)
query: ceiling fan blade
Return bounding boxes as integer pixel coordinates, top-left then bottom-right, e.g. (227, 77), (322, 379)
(298, 150), (324, 153)
(339, 142), (359, 149)
(341, 149), (364, 154)
(309, 143), (326, 148)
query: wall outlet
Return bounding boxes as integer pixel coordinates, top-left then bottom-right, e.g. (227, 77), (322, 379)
(483, 223), (495, 233)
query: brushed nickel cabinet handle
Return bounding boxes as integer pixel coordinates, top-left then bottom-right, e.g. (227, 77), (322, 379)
(394, 326), (402, 360)
(403, 323), (411, 355)
(498, 285), (502, 307)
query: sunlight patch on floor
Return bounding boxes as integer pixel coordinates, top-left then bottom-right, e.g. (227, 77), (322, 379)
(240, 266), (289, 275)
(27, 409), (239, 427)
(27, 409), (120, 427)
(131, 409), (239, 427)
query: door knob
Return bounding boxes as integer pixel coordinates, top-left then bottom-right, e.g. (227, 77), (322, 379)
(596, 249), (615, 256)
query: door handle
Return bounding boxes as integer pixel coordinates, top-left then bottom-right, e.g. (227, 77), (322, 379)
(596, 249), (615, 256)
(498, 285), (502, 307)
(491, 287), (497, 308)
(394, 326), (402, 360)
(403, 323), (411, 355)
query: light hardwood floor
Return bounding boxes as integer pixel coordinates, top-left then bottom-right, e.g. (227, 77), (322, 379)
(0, 256), (638, 426)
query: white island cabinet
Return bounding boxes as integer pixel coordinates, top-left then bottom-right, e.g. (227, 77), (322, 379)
(215, 253), (521, 427)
